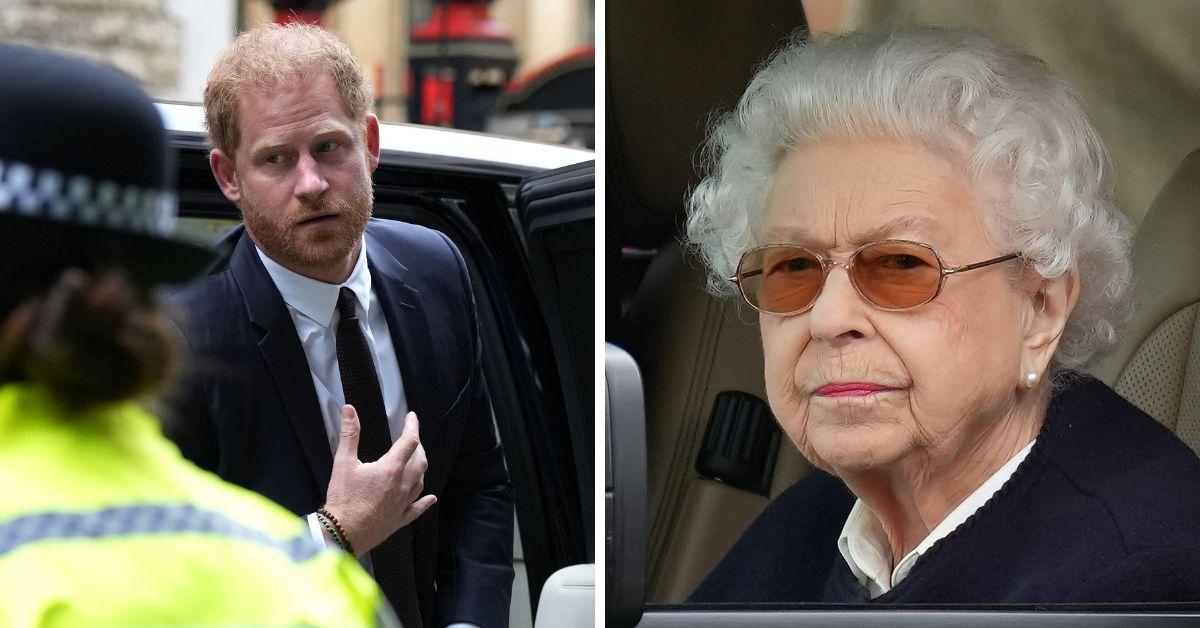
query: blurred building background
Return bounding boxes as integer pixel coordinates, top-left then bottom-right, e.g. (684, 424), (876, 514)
(0, 0), (594, 147)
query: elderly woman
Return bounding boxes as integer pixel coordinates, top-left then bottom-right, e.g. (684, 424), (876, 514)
(686, 28), (1200, 604)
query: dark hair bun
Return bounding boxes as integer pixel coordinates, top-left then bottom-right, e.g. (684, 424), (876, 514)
(0, 268), (176, 411)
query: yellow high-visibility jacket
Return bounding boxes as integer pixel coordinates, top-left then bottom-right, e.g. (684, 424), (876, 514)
(0, 383), (389, 627)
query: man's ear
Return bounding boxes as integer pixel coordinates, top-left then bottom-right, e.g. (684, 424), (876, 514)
(365, 113), (380, 173)
(1021, 271), (1080, 378)
(209, 148), (241, 203)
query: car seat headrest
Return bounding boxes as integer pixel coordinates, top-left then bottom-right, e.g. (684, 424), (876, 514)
(1092, 149), (1200, 383)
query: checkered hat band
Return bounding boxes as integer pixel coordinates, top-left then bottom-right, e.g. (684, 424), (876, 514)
(0, 158), (176, 237)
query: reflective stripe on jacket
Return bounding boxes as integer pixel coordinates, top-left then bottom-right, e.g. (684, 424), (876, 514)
(0, 383), (388, 627)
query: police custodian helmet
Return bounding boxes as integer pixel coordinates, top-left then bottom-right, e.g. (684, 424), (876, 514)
(0, 43), (214, 288)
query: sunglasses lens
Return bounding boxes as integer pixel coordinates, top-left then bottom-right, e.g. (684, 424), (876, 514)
(737, 246), (824, 313)
(852, 242), (942, 308)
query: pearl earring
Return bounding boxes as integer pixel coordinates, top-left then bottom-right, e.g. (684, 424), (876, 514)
(1024, 371), (1040, 388)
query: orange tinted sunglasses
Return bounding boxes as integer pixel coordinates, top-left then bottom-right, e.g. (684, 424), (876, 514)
(730, 239), (1019, 315)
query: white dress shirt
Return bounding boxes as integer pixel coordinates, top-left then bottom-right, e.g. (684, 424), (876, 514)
(257, 243), (408, 574)
(837, 439), (1036, 598)
(258, 242), (481, 627)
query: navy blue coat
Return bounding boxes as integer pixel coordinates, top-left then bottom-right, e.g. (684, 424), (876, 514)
(163, 219), (514, 627)
(691, 375), (1200, 605)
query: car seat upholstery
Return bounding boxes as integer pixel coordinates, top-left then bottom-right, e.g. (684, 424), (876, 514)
(534, 564), (594, 628)
(1090, 149), (1200, 454)
(626, 240), (814, 602)
(607, 1), (809, 601)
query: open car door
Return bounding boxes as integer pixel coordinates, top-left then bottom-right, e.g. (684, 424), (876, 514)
(513, 161), (596, 626)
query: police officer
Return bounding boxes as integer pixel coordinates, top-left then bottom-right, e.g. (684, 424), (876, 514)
(0, 44), (395, 625)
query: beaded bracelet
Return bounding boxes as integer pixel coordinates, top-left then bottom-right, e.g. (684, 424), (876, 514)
(312, 511), (350, 554)
(312, 513), (345, 552)
(314, 511), (346, 551)
(317, 506), (356, 556)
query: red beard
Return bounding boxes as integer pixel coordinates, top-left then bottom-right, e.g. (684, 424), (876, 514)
(241, 176), (373, 275)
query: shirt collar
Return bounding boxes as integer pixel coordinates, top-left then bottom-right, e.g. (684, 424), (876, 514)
(256, 239), (371, 328)
(836, 438), (1036, 596)
(836, 499), (894, 598)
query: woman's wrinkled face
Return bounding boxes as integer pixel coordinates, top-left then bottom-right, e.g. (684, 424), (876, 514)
(760, 141), (1027, 475)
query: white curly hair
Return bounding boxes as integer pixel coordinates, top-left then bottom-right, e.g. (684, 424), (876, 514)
(685, 27), (1133, 370)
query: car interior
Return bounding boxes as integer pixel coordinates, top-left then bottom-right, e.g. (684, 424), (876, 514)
(605, 0), (1200, 614)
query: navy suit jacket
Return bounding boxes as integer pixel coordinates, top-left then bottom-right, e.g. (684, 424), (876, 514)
(162, 219), (515, 627)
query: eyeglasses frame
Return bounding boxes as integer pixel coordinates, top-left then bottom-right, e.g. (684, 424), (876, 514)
(728, 239), (1020, 316)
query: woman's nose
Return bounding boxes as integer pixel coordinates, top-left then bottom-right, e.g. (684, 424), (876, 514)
(807, 266), (873, 345)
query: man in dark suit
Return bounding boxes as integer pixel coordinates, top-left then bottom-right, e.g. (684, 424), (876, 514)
(163, 24), (513, 628)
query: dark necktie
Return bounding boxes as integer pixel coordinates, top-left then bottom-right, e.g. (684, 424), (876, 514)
(335, 287), (423, 627)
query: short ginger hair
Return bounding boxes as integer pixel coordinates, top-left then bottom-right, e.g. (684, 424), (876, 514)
(203, 23), (373, 154)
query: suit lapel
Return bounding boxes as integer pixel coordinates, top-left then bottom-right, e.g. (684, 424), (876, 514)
(365, 228), (444, 472)
(229, 230), (334, 492)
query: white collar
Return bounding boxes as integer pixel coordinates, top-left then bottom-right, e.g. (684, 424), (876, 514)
(255, 239), (371, 328)
(836, 439), (1036, 597)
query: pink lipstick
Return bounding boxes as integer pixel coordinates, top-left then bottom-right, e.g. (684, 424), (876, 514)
(814, 382), (894, 397)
